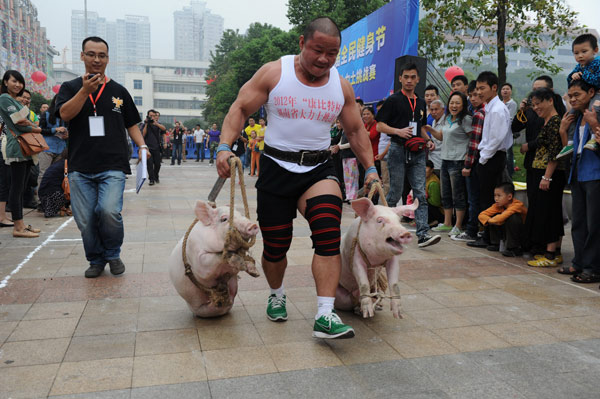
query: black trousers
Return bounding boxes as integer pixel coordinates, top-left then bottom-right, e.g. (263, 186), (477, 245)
(477, 151), (507, 211)
(488, 213), (524, 249)
(147, 148), (161, 182)
(570, 165), (600, 275)
(9, 160), (31, 221)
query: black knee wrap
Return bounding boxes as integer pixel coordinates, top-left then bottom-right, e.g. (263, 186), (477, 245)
(260, 221), (293, 262)
(306, 194), (342, 256)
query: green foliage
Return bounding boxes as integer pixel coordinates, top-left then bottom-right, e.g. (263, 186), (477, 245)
(286, 0), (390, 31)
(419, 0), (580, 84)
(203, 25), (297, 125)
(29, 92), (51, 114)
(183, 118), (205, 130)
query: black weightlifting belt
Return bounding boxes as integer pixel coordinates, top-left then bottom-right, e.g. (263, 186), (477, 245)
(264, 144), (331, 166)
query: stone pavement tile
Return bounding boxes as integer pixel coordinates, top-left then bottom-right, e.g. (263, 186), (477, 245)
(400, 293), (447, 310)
(23, 301), (86, 320)
(521, 342), (600, 373)
(446, 381), (527, 399)
(433, 326), (511, 352)
(0, 278), (45, 304)
(0, 337), (70, 368)
(502, 284), (559, 302)
(138, 295), (188, 313)
(237, 289), (270, 306)
(349, 359), (439, 396)
(83, 297), (140, 316)
(544, 283), (600, 299)
(494, 301), (558, 321)
(51, 357), (133, 396)
(8, 317), (79, 341)
(291, 300), (316, 319)
(451, 305), (520, 325)
(478, 275), (526, 288)
(426, 291), (489, 308)
(482, 322), (559, 347)
(194, 307), (251, 328)
(0, 321), (17, 345)
(209, 372), (289, 399)
(501, 372), (597, 399)
(136, 328), (200, 356)
(0, 303), (30, 321)
(74, 313), (137, 336)
(409, 353), (500, 390)
(405, 279), (458, 293)
(440, 277), (496, 291)
(65, 333), (136, 362)
(245, 302), (304, 323)
(362, 311), (422, 334)
(285, 286), (318, 302)
(405, 308), (472, 330)
(131, 382), (210, 399)
(282, 366), (369, 398)
(568, 338), (600, 359)
(0, 363), (59, 398)
(138, 310), (197, 332)
(203, 346), (277, 380)
(254, 319), (313, 345)
(381, 329), (458, 358)
(528, 318), (599, 341)
(469, 288), (526, 305)
(49, 389), (131, 399)
(267, 340), (342, 372)
(533, 298), (599, 318)
(132, 352), (207, 387)
(197, 324), (263, 351)
(463, 346), (534, 367)
(325, 334), (402, 365)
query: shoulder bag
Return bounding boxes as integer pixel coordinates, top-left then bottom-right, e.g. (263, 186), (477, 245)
(62, 159), (70, 201)
(8, 127), (49, 156)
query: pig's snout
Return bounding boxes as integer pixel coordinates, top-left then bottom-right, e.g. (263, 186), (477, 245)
(246, 223), (259, 237)
(385, 231), (412, 250)
(236, 222), (259, 239)
(398, 231), (412, 244)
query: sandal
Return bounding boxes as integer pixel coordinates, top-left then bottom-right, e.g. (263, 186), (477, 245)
(25, 225), (41, 233)
(570, 273), (600, 284)
(557, 266), (578, 275)
(13, 229), (39, 238)
(0, 222), (14, 227)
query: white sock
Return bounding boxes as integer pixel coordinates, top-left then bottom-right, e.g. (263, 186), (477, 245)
(315, 296), (335, 319)
(270, 285), (285, 298)
(567, 140), (573, 145)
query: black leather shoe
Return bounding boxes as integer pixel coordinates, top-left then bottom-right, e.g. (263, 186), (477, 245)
(108, 258), (125, 275)
(85, 263), (105, 278)
(486, 245), (500, 252)
(467, 238), (488, 248)
(149, 180), (155, 186)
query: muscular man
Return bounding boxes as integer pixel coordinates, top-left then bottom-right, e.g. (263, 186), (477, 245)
(217, 17), (378, 339)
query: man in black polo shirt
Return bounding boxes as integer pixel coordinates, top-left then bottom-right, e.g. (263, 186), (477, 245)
(376, 62), (441, 248)
(142, 109), (166, 185)
(171, 121), (183, 165)
(56, 36), (149, 278)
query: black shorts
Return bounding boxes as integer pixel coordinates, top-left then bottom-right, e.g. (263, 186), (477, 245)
(256, 154), (339, 222)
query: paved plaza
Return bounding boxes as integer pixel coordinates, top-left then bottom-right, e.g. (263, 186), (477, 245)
(1, 161), (599, 399)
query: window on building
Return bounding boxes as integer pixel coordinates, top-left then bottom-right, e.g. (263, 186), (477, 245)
(133, 79), (142, 90)
(153, 82), (206, 94)
(153, 99), (205, 109)
(134, 96), (143, 106)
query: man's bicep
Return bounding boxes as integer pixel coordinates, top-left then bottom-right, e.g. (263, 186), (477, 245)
(233, 66), (272, 117)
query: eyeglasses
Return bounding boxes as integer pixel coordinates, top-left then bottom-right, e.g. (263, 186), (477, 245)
(83, 52), (108, 60)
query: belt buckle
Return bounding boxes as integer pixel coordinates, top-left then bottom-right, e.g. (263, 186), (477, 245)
(299, 151), (309, 166)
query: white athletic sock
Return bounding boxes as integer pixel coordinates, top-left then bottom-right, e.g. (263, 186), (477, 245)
(567, 140), (573, 145)
(315, 296), (335, 319)
(270, 285), (285, 298)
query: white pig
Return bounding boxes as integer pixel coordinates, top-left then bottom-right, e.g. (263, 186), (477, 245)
(169, 200), (259, 317)
(335, 197), (419, 319)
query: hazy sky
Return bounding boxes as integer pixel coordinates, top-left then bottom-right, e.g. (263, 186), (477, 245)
(31, 0), (600, 64)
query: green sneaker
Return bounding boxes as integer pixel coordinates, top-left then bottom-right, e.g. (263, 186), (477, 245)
(584, 138), (599, 152)
(431, 223), (452, 233)
(312, 311), (355, 339)
(266, 294), (287, 322)
(556, 144), (574, 159)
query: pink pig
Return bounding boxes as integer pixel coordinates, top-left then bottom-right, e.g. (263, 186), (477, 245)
(169, 200), (259, 317)
(335, 197), (419, 319)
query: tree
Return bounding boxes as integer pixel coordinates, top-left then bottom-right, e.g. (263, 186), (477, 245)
(286, 0), (390, 31)
(29, 92), (51, 114)
(419, 0), (580, 84)
(183, 118), (205, 130)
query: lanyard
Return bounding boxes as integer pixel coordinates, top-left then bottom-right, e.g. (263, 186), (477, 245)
(402, 89), (417, 121)
(88, 77), (107, 116)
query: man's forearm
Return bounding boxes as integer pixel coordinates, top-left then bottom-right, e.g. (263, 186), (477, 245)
(59, 89), (89, 122)
(220, 106), (246, 146)
(376, 121), (396, 135)
(127, 126), (146, 147)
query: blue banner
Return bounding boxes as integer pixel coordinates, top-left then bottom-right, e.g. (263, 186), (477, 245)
(335, 0), (420, 103)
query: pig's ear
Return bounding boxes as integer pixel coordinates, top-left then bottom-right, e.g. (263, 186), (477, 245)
(195, 201), (217, 226)
(351, 197), (376, 220)
(392, 198), (419, 215)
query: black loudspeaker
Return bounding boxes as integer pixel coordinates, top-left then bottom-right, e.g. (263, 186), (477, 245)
(394, 55), (428, 98)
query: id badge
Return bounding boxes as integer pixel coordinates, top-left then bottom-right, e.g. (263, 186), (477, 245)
(409, 121), (418, 136)
(232, 142), (238, 152)
(89, 116), (105, 137)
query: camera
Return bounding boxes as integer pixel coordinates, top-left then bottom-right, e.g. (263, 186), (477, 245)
(525, 97), (532, 108)
(87, 73), (96, 79)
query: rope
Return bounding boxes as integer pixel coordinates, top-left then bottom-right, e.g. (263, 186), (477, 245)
(180, 157), (258, 308)
(348, 181), (397, 311)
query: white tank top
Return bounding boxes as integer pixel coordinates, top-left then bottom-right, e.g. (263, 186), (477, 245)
(265, 55), (345, 172)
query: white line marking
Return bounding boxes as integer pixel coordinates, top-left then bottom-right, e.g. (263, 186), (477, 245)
(0, 217), (74, 289)
(48, 238), (82, 242)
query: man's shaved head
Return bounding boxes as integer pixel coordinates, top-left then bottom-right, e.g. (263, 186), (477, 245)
(303, 16), (341, 42)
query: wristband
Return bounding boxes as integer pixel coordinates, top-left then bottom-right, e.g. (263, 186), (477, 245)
(541, 176), (552, 182)
(365, 166), (377, 175)
(140, 145), (148, 149)
(217, 143), (231, 154)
